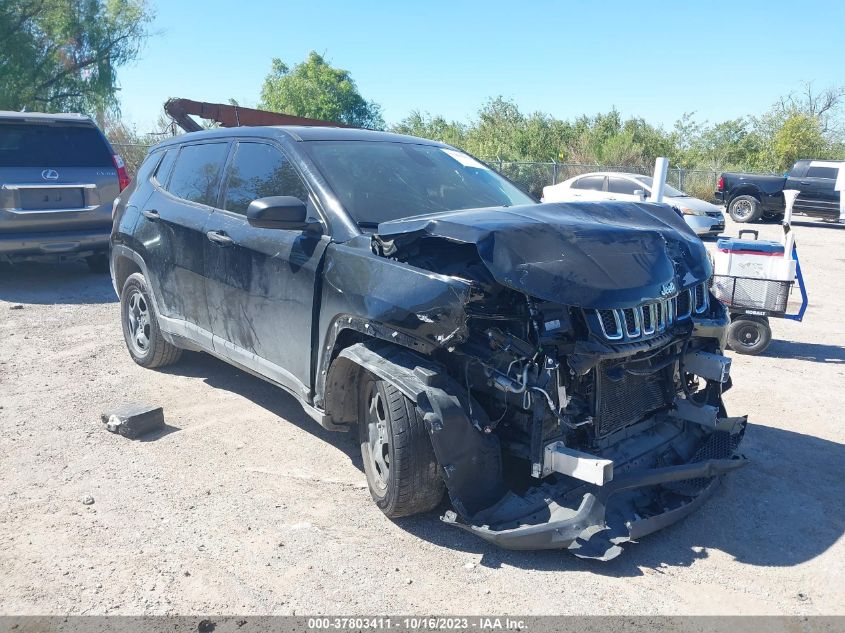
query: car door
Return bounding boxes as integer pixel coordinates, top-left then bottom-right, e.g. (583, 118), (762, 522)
(606, 176), (643, 201)
(796, 163), (839, 218)
(203, 140), (330, 397)
(785, 160), (813, 213)
(133, 141), (230, 342)
(568, 175), (608, 201)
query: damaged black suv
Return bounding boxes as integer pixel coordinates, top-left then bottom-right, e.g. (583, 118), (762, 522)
(111, 126), (746, 560)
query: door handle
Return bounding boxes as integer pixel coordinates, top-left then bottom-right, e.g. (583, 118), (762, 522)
(142, 209), (160, 221)
(206, 230), (234, 246)
(799, 181), (810, 186)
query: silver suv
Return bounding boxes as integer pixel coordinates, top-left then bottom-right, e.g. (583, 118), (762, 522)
(0, 111), (128, 272)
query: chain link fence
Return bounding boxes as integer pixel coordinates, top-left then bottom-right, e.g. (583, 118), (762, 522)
(111, 141), (723, 203)
(485, 159), (722, 202)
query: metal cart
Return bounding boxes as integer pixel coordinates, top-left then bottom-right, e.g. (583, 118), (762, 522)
(711, 229), (808, 355)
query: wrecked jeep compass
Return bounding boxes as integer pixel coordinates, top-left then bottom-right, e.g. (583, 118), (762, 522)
(111, 126), (746, 560)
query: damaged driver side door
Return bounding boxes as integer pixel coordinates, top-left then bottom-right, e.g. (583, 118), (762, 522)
(203, 140), (330, 399)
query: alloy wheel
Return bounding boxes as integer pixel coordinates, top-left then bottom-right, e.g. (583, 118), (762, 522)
(365, 384), (390, 490)
(732, 199), (753, 220)
(126, 289), (151, 356)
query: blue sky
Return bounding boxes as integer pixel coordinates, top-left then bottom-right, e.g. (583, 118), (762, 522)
(119, 0), (845, 133)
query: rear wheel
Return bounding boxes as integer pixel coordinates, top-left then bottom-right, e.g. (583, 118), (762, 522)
(120, 273), (182, 368)
(728, 195), (763, 223)
(727, 315), (771, 355)
(358, 376), (444, 518)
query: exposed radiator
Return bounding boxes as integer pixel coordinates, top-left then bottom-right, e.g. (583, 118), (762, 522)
(594, 361), (674, 437)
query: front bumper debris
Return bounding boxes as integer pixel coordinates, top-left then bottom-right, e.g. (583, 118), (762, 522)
(443, 454), (747, 561)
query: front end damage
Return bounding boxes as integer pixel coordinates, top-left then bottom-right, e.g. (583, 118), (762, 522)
(350, 203), (748, 560)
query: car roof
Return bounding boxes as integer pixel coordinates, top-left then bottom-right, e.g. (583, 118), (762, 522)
(151, 125), (449, 151)
(570, 171), (647, 180)
(0, 110), (95, 125)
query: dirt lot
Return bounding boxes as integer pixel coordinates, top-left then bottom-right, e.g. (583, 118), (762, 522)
(1, 217), (843, 616)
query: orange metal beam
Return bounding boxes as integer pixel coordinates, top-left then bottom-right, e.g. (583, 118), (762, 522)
(164, 98), (351, 133)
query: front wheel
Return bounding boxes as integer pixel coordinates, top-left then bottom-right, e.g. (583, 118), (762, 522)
(358, 376), (444, 518)
(120, 273), (183, 368)
(728, 195), (763, 223)
(727, 315), (772, 355)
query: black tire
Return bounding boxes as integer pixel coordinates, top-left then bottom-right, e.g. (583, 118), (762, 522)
(726, 315), (771, 355)
(728, 195), (763, 223)
(358, 376), (444, 518)
(120, 272), (183, 368)
(86, 253), (109, 273)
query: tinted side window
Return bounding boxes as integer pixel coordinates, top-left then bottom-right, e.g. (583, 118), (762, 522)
(790, 160), (810, 177)
(153, 148), (177, 186)
(222, 142), (309, 215)
(607, 177), (641, 195)
(806, 165), (838, 179)
(573, 176), (605, 191)
(166, 142), (230, 206)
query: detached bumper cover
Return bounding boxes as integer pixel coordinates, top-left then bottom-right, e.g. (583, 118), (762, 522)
(443, 456), (747, 560)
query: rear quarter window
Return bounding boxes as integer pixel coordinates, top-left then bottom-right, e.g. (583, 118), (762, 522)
(134, 149), (164, 185)
(152, 148), (177, 186)
(0, 123), (113, 167)
(165, 142), (230, 206)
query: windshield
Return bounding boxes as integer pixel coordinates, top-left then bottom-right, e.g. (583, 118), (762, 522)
(633, 176), (686, 198)
(303, 140), (535, 225)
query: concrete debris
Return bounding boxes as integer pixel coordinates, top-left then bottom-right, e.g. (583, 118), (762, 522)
(101, 403), (165, 439)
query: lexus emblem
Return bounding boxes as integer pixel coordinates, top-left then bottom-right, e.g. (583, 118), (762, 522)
(41, 169), (59, 180)
(660, 281), (677, 297)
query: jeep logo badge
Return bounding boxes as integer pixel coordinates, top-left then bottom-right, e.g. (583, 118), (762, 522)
(660, 282), (676, 297)
(41, 169), (59, 181)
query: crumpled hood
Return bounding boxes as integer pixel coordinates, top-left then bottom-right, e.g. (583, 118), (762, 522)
(375, 201), (712, 309)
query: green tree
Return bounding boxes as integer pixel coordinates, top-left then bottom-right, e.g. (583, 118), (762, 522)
(0, 0), (152, 114)
(678, 117), (763, 171)
(771, 113), (828, 171)
(392, 111), (467, 148)
(259, 52), (384, 128)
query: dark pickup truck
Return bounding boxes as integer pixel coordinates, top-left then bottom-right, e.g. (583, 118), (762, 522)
(716, 159), (842, 223)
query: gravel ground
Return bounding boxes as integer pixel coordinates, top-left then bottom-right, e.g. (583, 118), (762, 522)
(1, 216), (843, 616)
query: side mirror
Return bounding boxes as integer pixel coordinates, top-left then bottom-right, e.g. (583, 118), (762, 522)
(246, 196), (310, 230)
(634, 189), (647, 202)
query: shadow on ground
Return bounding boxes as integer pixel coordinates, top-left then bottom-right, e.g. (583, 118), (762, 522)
(792, 219), (845, 230)
(0, 261), (116, 305)
(158, 351), (363, 466)
(763, 339), (845, 364)
(159, 350), (845, 576)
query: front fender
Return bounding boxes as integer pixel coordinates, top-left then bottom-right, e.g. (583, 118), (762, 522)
(325, 340), (507, 518)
